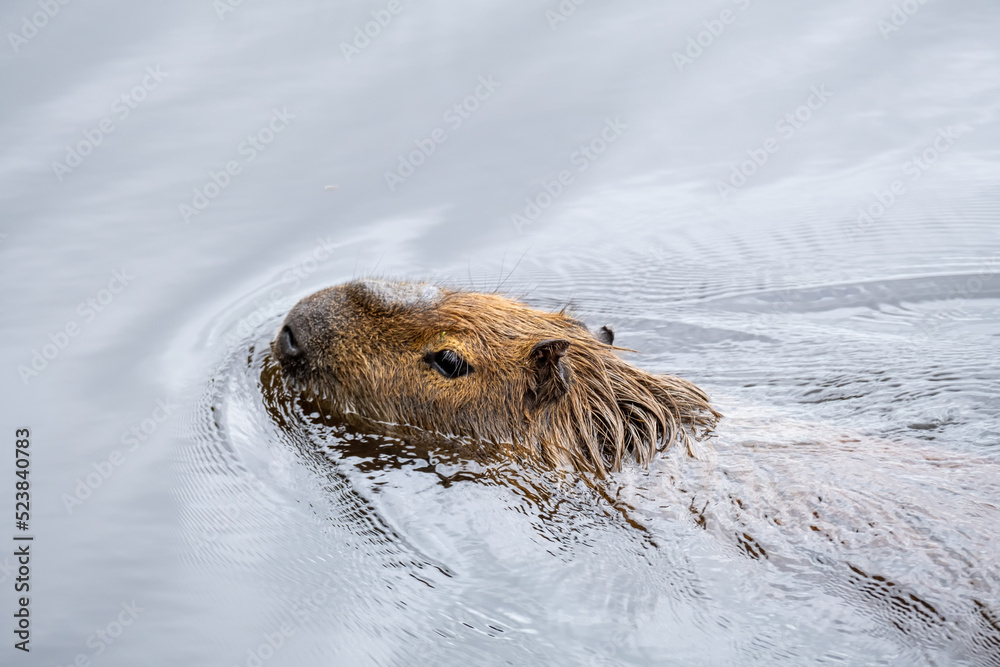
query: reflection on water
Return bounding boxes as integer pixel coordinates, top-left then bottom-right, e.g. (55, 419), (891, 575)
(2, 0), (999, 664)
(176, 280), (1000, 665)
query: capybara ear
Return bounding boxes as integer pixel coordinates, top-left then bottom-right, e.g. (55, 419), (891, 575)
(595, 325), (614, 345)
(525, 339), (571, 410)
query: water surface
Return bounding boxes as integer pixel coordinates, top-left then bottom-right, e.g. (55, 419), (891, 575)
(1, 0), (999, 665)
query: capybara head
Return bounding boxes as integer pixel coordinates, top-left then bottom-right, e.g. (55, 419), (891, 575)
(271, 279), (719, 476)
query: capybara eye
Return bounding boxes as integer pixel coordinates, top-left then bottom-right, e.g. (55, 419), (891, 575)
(425, 349), (473, 379)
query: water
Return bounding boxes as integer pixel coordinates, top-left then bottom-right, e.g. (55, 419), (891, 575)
(2, 0), (999, 664)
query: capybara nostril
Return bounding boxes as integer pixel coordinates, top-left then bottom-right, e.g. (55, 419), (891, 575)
(278, 324), (302, 359)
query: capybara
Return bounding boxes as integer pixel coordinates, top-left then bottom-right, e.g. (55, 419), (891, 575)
(269, 278), (1000, 661)
(271, 278), (719, 476)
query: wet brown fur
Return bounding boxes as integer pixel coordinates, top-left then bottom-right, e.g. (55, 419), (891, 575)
(271, 279), (720, 477)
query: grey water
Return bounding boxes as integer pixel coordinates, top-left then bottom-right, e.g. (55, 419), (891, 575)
(2, 0), (999, 665)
